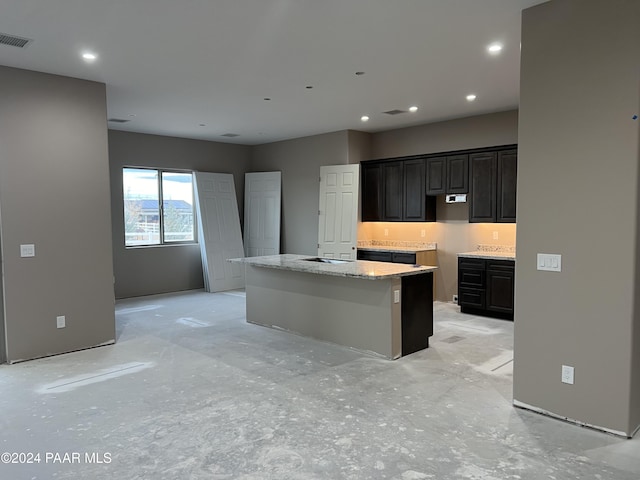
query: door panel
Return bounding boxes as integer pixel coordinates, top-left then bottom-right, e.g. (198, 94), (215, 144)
(194, 172), (245, 292)
(244, 172), (281, 257)
(318, 164), (359, 259)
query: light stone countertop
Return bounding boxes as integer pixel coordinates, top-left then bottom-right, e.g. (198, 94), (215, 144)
(458, 251), (516, 261)
(357, 245), (436, 253)
(229, 254), (437, 280)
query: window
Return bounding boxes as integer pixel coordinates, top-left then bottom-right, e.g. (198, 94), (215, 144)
(123, 167), (196, 247)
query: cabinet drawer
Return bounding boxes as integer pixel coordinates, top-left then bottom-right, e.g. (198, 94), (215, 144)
(357, 250), (392, 262)
(459, 287), (485, 309)
(458, 257), (485, 270)
(459, 269), (485, 288)
(486, 260), (515, 272)
(392, 252), (417, 264)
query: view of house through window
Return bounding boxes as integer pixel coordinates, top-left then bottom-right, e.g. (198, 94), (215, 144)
(123, 168), (196, 246)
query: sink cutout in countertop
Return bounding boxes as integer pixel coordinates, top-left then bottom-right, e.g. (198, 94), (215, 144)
(301, 257), (351, 265)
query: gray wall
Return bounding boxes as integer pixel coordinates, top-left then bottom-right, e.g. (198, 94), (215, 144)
(0, 67), (115, 363)
(371, 110), (519, 159)
(251, 130), (350, 255)
(108, 130), (251, 299)
(514, 0), (640, 436)
(0, 234), (5, 363)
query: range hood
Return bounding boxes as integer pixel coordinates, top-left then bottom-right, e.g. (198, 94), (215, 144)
(445, 194), (467, 203)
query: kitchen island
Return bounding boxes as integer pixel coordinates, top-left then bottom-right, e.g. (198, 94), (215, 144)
(229, 254), (437, 359)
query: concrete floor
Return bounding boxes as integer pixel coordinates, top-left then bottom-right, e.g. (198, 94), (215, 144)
(1, 290), (639, 479)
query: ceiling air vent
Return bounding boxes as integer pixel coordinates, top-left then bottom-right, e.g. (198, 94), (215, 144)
(383, 109), (407, 116)
(0, 33), (33, 48)
(108, 118), (130, 123)
(221, 133), (240, 137)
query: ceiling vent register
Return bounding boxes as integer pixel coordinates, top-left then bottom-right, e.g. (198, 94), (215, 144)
(383, 109), (407, 115)
(0, 33), (33, 48)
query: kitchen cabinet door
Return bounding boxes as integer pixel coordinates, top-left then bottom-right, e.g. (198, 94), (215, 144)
(486, 261), (515, 316)
(426, 157), (446, 195)
(361, 162), (382, 221)
(383, 162), (403, 221)
(403, 159), (425, 221)
(497, 149), (517, 223)
(469, 151), (497, 223)
(446, 154), (469, 194)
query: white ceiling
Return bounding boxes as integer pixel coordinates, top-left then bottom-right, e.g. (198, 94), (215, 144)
(0, 0), (546, 145)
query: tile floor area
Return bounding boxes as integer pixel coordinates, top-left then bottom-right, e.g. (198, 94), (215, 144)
(1, 289), (639, 479)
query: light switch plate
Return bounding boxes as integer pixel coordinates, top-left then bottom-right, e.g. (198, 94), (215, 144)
(393, 290), (400, 304)
(20, 244), (35, 257)
(537, 253), (561, 272)
(56, 315), (66, 329)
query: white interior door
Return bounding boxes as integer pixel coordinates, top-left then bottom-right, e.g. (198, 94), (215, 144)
(244, 172), (281, 257)
(318, 164), (360, 260)
(194, 172), (245, 292)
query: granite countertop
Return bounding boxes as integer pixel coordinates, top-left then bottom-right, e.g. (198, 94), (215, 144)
(458, 251), (516, 261)
(357, 241), (437, 254)
(358, 246), (436, 253)
(229, 254), (437, 280)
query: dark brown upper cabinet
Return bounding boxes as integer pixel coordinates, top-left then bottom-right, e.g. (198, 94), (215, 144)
(361, 162), (382, 221)
(469, 148), (517, 223)
(361, 158), (435, 222)
(497, 150), (517, 222)
(403, 158), (426, 221)
(382, 161), (403, 221)
(426, 155), (468, 195)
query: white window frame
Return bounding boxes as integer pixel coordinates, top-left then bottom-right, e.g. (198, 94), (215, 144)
(123, 167), (197, 248)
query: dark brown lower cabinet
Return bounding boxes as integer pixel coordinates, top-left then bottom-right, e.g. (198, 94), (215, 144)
(458, 257), (514, 320)
(357, 250), (417, 264)
(401, 272), (433, 355)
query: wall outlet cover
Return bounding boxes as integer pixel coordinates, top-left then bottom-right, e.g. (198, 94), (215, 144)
(20, 244), (35, 257)
(453, 294), (459, 304)
(56, 315), (66, 329)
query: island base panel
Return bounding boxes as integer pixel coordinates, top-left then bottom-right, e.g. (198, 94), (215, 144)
(245, 266), (401, 359)
(401, 272), (434, 356)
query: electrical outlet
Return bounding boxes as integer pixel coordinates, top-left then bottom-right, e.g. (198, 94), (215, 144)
(453, 294), (458, 304)
(20, 244), (35, 257)
(384, 228), (389, 237)
(421, 229), (426, 238)
(492, 231), (499, 240)
(56, 315), (66, 329)
(561, 365), (574, 384)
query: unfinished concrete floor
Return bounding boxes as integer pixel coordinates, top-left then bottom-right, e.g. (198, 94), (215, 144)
(1, 289), (639, 479)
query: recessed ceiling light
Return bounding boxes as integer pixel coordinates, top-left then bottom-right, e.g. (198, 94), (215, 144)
(361, 115), (370, 122)
(487, 43), (503, 54)
(466, 94), (477, 102)
(82, 51), (97, 62)
(409, 106), (418, 113)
